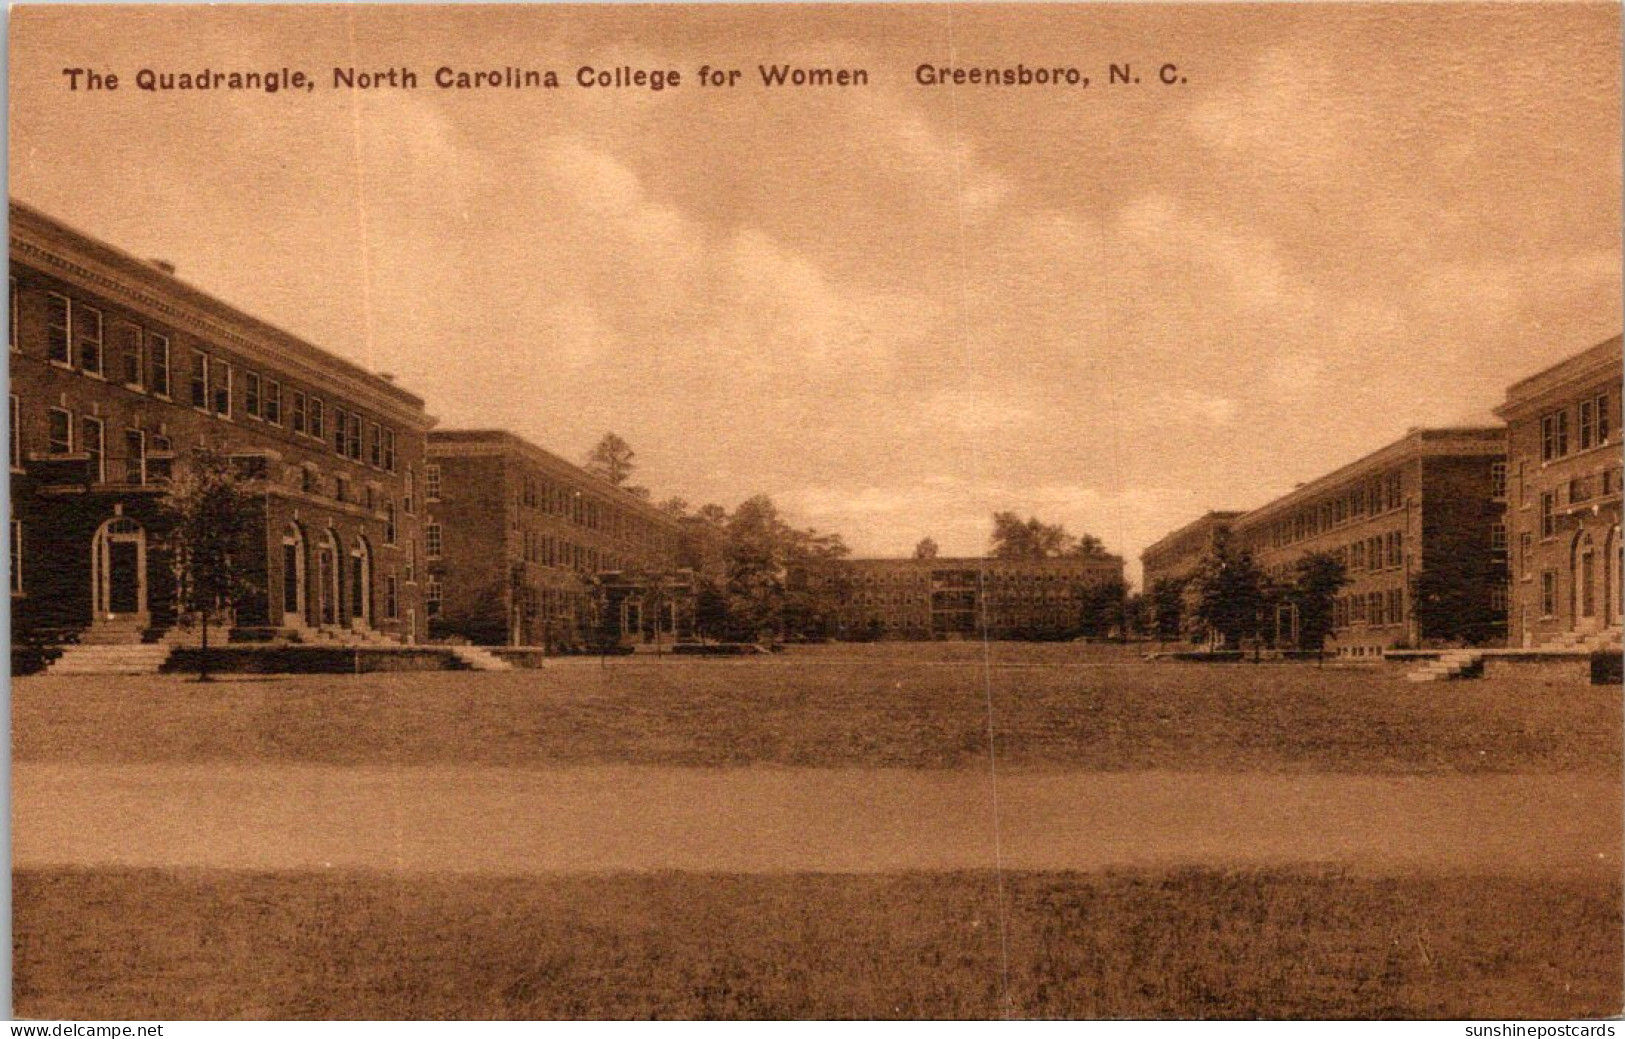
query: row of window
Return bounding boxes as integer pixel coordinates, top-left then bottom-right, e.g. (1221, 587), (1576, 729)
(22, 399), (177, 486)
(1540, 391), (1613, 462)
(1320, 530), (1408, 575)
(23, 286), (408, 475)
(515, 529), (635, 574)
(1330, 588), (1407, 628)
(1262, 471), (1407, 550)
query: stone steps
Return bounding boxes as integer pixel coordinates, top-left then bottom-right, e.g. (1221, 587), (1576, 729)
(46, 643), (173, 675)
(1405, 649), (1483, 683)
(449, 645), (514, 671)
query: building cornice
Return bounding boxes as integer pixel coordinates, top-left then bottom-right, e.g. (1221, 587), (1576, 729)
(1233, 427), (1504, 531)
(1494, 335), (1623, 423)
(10, 199), (433, 431)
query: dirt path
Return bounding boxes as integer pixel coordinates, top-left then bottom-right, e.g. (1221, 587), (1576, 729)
(13, 764), (1618, 876)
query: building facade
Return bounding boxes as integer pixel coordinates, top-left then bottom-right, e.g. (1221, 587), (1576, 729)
(10, 200), (433, 646)
(1139, 510), (1242, 642)
(839, 554), (1126, 640)
(1232, 428), (1507, 656)
(424, 429), (684, 648)
(1495, 335), (1622, 649)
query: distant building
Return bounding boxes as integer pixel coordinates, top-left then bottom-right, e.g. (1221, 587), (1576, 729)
(1494, 335), (1622, 649)
(425, 429), (685, 648)
(838, 554), (1125, 640)
(1139, 510), (1242, 643)
(1232, 427), (1507, 656)
(9, 200), (432, 645)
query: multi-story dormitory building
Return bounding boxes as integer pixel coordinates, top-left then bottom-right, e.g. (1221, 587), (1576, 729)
(1141, 334), (1624, 657)
(9, 200), (433, 646)
(1496, 335), (1622, 650)
(839, 554), (1126, 640)
(1231, 428), (1507, 657)
(424, 430), (687, 648)
(1139, 511), (1241, 642)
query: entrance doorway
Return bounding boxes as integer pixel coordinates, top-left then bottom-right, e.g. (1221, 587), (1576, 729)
(317, 530), (340, 626)
(92, 517), (147, 623)
(282, 524), (307, 627)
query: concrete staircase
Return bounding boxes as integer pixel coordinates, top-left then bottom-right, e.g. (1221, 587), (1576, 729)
(1405, 648), (1485, 683)
(46, 642), (173, 675)
(1546, 626), (1623, 653)
(449, 645), (514, 671)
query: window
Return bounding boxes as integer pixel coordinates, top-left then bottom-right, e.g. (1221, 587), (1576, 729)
(245, 372), (262, 418)
(9, 395), (18, 470)
(301, 466), (317, 494)
(47, 408), (72, 454)
(291, 391), (307, 435)
(1571, 476), (1592, 505)
(1540, 491), (1556, 539)
(8, 277), (17, 352)
(190, 350), (210, 409)
(1541, 410), (1569, 462)
(426, 579), (442, 618)
(406, 538), (416, 583)
(331, 406), (347, 456)
(309, 398), (325, 441)
(45, 293), (71, 364)
(384, 502), (397, 545)
(1519, 532), (1532, 578)
(123, 429), (146, 486)
(149, 334), (171, 396)
(115, 322), (144, 388)
(383, 428), (396, 472)
(1579, 399), (1596, 450)
(76, 305), (103, 375)
(80, 416), (104, 483)
(425, 464), (442, 501)
(347, 412), (362, 461)
(9, 519), (21, 595)
(385, 575), (399, 620)
(1597, 392), (1612, 445)
(425, 523), (443, 559)
(264, 379), (282, 425)
(1489, 584), (1507, 613)
(211, 359), (231, 417)
(404, 469), (415, 515)
(1490, 522), (1507, 552)
(1540, 571), (1558, 617)
(334, 475), (348, 503)
(1387, 588), (1403, 626)
(369, 422), (382, 468)
(1490, 461), (1507, 500)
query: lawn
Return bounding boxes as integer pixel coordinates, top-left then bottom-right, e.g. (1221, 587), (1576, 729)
(13, 646), (1620, 773)
(15, 867), (1620, 1019)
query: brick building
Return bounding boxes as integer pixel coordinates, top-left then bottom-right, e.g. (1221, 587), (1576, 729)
(1232, 428), (1507, 656)
(839, 554), (1125, 640)
(9, 200), (433, 646)
(1139, 510), (1242, 642)
(1494, 335), (1622, 649)
(424, 429), (684, 648)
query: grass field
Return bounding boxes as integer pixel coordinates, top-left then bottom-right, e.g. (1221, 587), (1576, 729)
(14, 647), (1619, 773)
(15, 867), (1620, 1019)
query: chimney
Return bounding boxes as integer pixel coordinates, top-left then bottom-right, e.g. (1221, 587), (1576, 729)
(378, 372), (396, 383)
(148, 258), (176, 275)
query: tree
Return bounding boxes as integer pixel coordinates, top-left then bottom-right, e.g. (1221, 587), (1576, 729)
(1284, 552), (1350, 659)
(1149, 577), (1188, 644)
(584, 432), (636, 487)
(1077, 577), (1130, 639)
(914, 537), (940, 559)
(1192, 534), (1275, 652)
(1411, 563), (1505, 647)
(161, 446), (258, 681)
(989, 511), (1112, 561)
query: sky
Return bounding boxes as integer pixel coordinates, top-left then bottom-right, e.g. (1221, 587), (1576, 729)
(9, 3), (1621, 584)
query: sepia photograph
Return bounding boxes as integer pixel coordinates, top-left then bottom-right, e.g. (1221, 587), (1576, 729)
(5, 1), (1622, 1022)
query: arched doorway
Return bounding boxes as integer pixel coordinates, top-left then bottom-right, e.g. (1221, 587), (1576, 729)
(1573, 530), (1599, 630)
(92, 516), (148, 623)
(317, 529), (341, 627)
(350, 536), (372, 628)
(281, 523), (307, 627)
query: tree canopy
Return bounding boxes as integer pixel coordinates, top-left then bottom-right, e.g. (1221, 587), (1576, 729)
(989, 512), (1114, 560)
